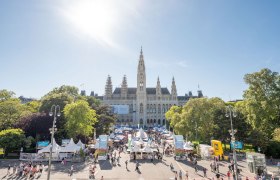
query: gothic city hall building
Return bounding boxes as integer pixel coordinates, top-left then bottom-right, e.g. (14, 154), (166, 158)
(101, 48), (203, 127)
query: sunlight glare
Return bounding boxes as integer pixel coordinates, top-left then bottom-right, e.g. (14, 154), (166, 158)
(62, 1), (118, 47)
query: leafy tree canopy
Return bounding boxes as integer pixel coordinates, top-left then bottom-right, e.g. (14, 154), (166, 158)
(0, 89), (15, 102)
(0, 128), (25, 155)
(93, 104), (116, 135)
(64, 100), (97, 138)
(243, 68), (280, 137)
(0, 98), (32, 130)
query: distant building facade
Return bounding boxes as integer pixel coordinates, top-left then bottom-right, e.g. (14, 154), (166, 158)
(100, 48), (203, 126)
(19, 96), (35, 104)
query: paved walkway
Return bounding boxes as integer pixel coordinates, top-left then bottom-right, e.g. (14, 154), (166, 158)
(0, 154), (279, 179)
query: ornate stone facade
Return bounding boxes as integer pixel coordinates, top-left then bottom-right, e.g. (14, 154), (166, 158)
(101, 48), (203, 126)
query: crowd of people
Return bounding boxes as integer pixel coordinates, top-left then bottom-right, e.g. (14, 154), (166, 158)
(5, 162), (44, 179)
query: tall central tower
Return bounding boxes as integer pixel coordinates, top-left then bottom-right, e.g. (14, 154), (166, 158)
(136, 47), (147, 126)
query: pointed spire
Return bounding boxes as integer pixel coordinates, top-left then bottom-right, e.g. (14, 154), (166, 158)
(105, 75), (113, 99)
(121, 75), (128, 98)
(171, 77), (177, 100)
(140, 46), (143, 55)
(156, 76), (161, 96)
(121, 75), (128, 88)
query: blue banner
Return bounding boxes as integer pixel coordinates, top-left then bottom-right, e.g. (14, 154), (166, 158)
(37, 141), (49, 149)
(230, 141), (243, 150)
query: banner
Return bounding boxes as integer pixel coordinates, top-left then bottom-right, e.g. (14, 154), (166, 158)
(111, 105), (129, 114)
(230, 141), (243, 150)
(98, 135), (108, 157)
(37, 141), (49, 149)
(174, 135), (185, 156)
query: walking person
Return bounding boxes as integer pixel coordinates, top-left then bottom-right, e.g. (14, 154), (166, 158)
(179, 170), (182, 180)
(227, 171), (231, 180)
(7, 164), (11, 176)
(125, 160), (128, 169)
(13, 164), (17, 175)
(194, 165), (198, 174)
(203, 167), (207, 177)
(117, 156), (120, 165)
(185, 170), (189, 180)
(216, 163), (220, 173)
(170, 163), (174, 171)
(135, 161), (139, 171)
(69, 165), (74, 176)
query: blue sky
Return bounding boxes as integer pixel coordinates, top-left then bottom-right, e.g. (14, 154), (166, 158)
(0, 0), (280, 101)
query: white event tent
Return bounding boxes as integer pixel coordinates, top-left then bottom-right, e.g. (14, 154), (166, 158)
(60, 138), (81, 153)
(38, 139), (61, 154)
(77, 140), (85, 149)
(136, 128), (148, 139)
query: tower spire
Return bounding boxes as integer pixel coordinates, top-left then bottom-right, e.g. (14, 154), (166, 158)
(121, 75), (128, 98)
(156, 76), (161, 97)
(105, 75), (113, 99)
(171, 77), (177, 100)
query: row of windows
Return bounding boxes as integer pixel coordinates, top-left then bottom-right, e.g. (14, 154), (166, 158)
(116, 119), (166, 124)
(139, 103), (175, 114)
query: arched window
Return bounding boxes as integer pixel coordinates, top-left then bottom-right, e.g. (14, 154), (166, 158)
(140, 119), (143, 124)
(162, 119), (165, 125)
(158, 104), (161, 113)
(140, 81), (144, 91)
(158, 119), (161, 125)
(140, 103), (143, 113)
(154, 119), (156, 123)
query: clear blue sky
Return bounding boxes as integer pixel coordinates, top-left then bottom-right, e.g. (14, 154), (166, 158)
(0, 0), (280, 101)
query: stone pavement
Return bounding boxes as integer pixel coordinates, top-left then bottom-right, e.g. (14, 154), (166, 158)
(0, 153), (279, 179)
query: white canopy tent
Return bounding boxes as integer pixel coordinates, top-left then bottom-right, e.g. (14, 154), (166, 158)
(136, 128), (148, 139)
(183, 142), (194, 151)
(131, 145), (141, 152)
(76, 140), (85, 149)
(141, 145), (153, 153)
(138, 138), (144, 144)
(38, 139), (61, 154)
(60, 138), (81, 153)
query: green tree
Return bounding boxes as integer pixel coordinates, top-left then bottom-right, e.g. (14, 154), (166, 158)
(0, 89), (15, 102)
(165, 106), (182, 134)
(0, 98), (31, 130)
(0, 129), (25, 156)
(39, 86), (79, 141)
(273, 128), (280, 142)
(93, 105), (116, 135)
(64, 100), (97, 138)
(180, 98), (219, 142)
(243, 68), (280, 148)
(25, 100), (41, 113)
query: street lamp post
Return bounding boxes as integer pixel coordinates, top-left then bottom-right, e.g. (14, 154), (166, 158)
(47, 105), (60, 180)
(226, 106), (238, 180)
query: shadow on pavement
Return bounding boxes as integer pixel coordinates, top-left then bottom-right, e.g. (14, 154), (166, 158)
(99, 160), (113, 170)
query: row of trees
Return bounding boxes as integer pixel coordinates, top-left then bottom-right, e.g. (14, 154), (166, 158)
(0, 85), (116, 155)
(166, 68), (280, 157)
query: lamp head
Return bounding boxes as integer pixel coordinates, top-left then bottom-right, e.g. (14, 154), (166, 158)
(233, 111), (237, 117)
(49, 111), (53, 116)
(57, 112), (61, 117)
